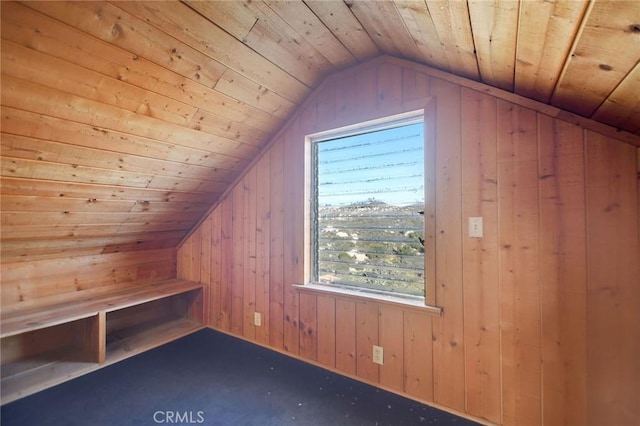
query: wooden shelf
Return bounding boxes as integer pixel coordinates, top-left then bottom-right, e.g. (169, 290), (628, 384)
(1, 280), (205, 405)
(106, 318), (203, 363)
(1, 357), (98, 405)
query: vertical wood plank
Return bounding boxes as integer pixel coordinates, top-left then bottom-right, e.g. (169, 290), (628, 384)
(269, 140), (285, 349)
(404, 311), (433, 402)
(461, 88), (501, 424)
(335, 71), (356, 126)
(210, 208), (222, 328)
(243, 169), (257, 340)
(316, 295), (336, 368)
(355, 301), (379, 383)
(177, 236), (191, 280)
(402, 69), (431, 103)
(189, 229), (202, 283)
(335, 299), (357, 375)
(255, 154), (271, 345)
(230, 186), (244, 335)
(200, 217), (212, 283)
(298, 292), (318, 361)
(283, 122), (300, 354)
(586, 132), (640, 426)
(379, 306), (404, 392)
(218, 196), (233, 332)
(354, 65), (378, 123)
(498, 101), (541, 426)
(377, 62), (403, 112)
(431, 77), (466, 412)
(199, 216), (212, 329)
(538, 116), (587, 426)
(316, 78), (335, 128)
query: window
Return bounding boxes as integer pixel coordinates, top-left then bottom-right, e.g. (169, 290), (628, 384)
(308, 112), (426, 300)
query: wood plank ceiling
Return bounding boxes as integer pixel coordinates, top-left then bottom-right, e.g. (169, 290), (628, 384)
(2, 0), (639, 263)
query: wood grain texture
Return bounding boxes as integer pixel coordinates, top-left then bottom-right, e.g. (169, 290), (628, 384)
(431, 78), (466, 412)
(585, 132), (640, 426)
(2, 0), (639, 274)
(461, 89), (501, 424)
(178, 58), (639, 425)
(538, 115), (587, 426)
(497, 102), (542, 426)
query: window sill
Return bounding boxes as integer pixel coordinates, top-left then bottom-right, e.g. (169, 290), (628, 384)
(293, 283), (442, 315)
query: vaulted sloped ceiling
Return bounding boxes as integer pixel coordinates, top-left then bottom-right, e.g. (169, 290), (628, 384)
(1, 1), (639, 263)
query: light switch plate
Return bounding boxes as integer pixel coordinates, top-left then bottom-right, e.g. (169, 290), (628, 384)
(373, 345), (384, 365)
(469, 217), (483, 238)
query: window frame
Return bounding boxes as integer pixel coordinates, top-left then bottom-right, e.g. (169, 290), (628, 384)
(301, 107), (439, 312)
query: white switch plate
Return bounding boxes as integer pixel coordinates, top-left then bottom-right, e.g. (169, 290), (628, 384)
(254, 312), (262, 327)
(373, 345), (384, 365)
(469, 217), (483, 238)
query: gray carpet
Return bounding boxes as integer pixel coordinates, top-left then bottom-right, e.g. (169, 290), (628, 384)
(1, 329), (479, 426)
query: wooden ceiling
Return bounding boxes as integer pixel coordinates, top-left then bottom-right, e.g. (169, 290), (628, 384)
(2, 1), (639, 263)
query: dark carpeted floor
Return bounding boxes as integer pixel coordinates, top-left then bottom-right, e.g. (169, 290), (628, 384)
(1, 329), (480, 426)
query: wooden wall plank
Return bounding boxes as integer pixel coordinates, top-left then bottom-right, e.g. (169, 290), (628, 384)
(403, 311), (433, 402)
(218, 196), (233, 332)
(230, 186), (244, 335)
(269, 141), (285, 350)
(316, 295), (336, 369)
(585, 132), (640, 426)
(461, 88), (501, 424)
(355, 65), (379, 124)
(282, 123), (300, 354)
(334, 72), (356, 124)
(379, 306), (404, 392)
(298, 293), (317, 361)
(2, 249), (175, 310)
(431, 78), (466, 412)
(335, 299), (357, 376)
(401, 69), (431, 103)
(497, 102), (541, 426)
(242, 169), (257, 340)
(377, 62), (403, 112)
(355, 301), (379, 383)
(255, 155), (271, 345)
(210, 208), (222, 329)
(538, 115), (587, 426)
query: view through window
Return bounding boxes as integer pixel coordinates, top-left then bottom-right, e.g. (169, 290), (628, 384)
(311, 117), (425, 298)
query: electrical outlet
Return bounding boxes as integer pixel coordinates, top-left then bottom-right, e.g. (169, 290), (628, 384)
(372, 345), (384, 365)
(468, 216), (483, 238)
(254, 312), (262, 327)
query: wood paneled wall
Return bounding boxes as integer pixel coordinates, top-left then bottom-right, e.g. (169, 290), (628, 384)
(1, 249), (176, 313)
(178, 57), (640, 426)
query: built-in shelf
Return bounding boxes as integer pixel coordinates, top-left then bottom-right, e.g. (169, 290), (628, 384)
(0, 279), (205, 405)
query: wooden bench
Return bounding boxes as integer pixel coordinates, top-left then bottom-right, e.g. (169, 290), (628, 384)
(0, 279), (205, 405)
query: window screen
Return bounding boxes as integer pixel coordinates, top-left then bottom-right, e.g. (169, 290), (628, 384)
(311, 119), (425, 297)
